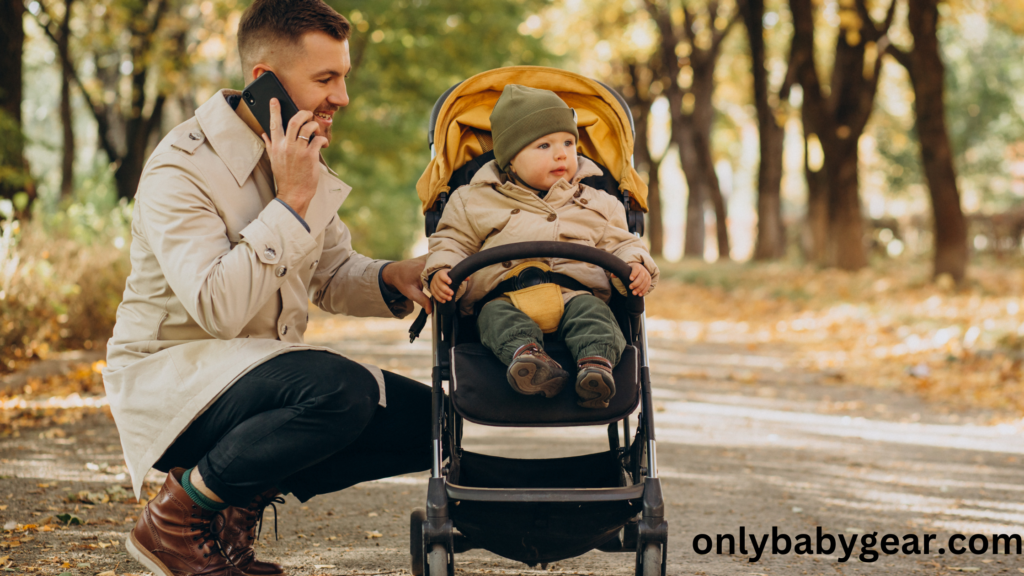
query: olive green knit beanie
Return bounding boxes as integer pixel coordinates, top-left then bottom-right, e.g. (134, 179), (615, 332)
(490, 84), (579, 170)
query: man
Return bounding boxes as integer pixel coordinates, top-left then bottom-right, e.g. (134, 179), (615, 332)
(103, 2), (433, 576)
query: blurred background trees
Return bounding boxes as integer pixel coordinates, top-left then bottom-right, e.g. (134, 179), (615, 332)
(5, 0), (1024, 318)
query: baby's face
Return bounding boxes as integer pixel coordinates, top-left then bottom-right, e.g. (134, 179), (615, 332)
(509, 131), (578, 192)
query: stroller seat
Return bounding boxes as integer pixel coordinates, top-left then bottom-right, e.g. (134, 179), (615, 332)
(451, 343), (640, 426)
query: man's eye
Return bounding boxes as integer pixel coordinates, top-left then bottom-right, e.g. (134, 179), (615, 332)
(318, 79), (330, 84)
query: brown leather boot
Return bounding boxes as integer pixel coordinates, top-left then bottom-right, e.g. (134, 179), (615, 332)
(575, 356), (616, 409)
(127, 468), (243, 576)
(216, 490), (286, 576)
(506, 342), (569, 398)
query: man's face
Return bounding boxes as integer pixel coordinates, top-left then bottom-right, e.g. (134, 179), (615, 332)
(251, 32), (351, 144)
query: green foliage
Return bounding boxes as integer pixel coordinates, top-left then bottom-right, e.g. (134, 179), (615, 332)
(0, 109), (30, 196)
(0, 201), (131, 368)
(874, 16), (1024, 211)
(323, 0), (556, 259)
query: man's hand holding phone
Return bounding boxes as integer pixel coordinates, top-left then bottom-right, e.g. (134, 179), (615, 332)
(261, 98), (327, 219)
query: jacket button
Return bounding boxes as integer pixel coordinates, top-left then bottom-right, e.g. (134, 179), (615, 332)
(189, 132), (202, 141)
(547, 214), (557, 222)
(511, 209), (520, 214)
(579, 198), (589, 205)
(574, 191), (582, 198)
(275, 266), (287, 277)
(264, 247), (276, 259)
(502, 261), (512, 268)
(310, 259), (319, 269)
(280, 325), (288, 335)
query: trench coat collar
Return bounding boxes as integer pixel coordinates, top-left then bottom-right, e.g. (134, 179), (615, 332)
(195, 90), (267, 188)
(471, 156), (604, 209)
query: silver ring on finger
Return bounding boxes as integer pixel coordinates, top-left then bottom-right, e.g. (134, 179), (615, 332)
(298, 135), (310, 142)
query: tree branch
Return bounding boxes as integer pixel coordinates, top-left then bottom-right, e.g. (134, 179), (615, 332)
(28, 0), (121, 164)
(711, 10), (740, 54)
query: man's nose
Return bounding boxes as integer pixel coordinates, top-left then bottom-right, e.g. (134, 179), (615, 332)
(329, 85), (349, 108)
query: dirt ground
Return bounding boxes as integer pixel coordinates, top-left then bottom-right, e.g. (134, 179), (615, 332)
(1, 311), (1022, 575)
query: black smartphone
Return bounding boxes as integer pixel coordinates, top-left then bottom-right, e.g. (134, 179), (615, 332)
(241, 71), (301, 137)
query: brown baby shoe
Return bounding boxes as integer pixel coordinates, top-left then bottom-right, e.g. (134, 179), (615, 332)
(575, 356), (616, 409)
(506, 343), (569, 398)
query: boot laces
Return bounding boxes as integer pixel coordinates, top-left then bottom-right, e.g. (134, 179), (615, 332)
(189, 511), (228, 559)
(246, 494), (286, 542)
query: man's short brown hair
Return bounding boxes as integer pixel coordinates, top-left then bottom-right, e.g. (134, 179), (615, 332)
(237, 0), (350, 75)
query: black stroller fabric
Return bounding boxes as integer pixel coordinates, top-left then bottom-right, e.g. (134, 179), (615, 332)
(449, 451), (641, 564)
(451, 343), (640, 426)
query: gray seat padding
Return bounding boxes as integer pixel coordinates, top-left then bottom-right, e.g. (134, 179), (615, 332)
(450, 343), (640, 426)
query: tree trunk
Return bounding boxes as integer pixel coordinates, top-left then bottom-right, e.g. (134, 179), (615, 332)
(789, 0), (895, 271)
(643, 0), (735, 261)
(742, 0), (787, 260)
(0, 0), (31, 209)
(825, 147), (868, 269)
(630, 87), (664, 257)
(690, 46), (730, 260)
(803, 131), (829, 264)
(696, 128), (730, 259)
(677, 121), (706, 258)
(59, 0), (75, 199)
(896, 0), (967, 282)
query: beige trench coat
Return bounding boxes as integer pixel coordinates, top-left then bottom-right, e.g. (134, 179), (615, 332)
(104, 90), (413, 497)
(422, 158), (659, 316)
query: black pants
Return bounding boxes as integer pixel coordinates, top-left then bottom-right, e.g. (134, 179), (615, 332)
(154, 350), (433, 506)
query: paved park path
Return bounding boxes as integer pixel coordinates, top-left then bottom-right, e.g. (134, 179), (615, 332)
(1, 313), (1022, 575)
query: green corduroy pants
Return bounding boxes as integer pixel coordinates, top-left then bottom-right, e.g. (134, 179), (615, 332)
(478, 294), (625, 366)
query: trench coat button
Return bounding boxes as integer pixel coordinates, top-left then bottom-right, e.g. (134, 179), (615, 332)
(189, 132), (202, 141)
(574, 190), (582, 198)
(546, 214), (557, 222)
(280, 325), (288, 335)
(579, 198), (589, 205)
(275, 265), (287, 277)
(310, 259), (319, 269)
(264, 247), (276, 259)
(502, 261), (512, 268)
(511, 209), (520, 214)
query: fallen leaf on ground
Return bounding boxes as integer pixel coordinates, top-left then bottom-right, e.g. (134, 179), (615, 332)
(55, 514), (83, 525)
(365, 531), (382, 539)
(96, 571), (116, 576)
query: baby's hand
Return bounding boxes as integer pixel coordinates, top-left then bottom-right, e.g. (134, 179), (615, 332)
(429, 269), (455, 303)
(628, 263), (652, 296)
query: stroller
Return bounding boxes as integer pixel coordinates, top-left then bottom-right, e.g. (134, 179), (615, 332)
(408, 66), (667, 576)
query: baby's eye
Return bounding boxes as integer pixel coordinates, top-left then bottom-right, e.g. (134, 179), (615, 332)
(538, 143), (549, 149)
(564, 140), (574, 146)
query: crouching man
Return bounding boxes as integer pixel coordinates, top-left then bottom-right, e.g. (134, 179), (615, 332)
(103, 2), (433, 575)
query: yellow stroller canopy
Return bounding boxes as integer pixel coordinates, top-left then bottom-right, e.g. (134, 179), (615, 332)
(416, 66), (649, 214)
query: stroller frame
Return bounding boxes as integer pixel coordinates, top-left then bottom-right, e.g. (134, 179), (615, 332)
(410, 73), (668, 576)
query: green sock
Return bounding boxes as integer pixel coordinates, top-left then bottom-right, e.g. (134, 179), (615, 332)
(181, 467), (229, 511)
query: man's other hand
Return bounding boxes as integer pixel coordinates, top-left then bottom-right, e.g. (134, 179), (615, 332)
(382, 255), (432, 314)
(262, 98), (328, 219)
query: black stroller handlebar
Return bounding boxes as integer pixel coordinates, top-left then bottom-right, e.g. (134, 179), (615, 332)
(438, 241), (642, 317)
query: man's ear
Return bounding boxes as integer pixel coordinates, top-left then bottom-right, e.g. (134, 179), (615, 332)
(251, 64), (272, 82)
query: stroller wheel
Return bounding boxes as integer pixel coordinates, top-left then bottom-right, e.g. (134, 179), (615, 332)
(427, 543), (450, 576)
(638, 542), (663, 576)
(410, 509), (426, 576)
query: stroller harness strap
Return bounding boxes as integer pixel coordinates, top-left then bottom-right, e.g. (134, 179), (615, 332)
(475, 262), (589, 332)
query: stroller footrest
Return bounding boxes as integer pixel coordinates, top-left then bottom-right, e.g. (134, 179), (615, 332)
(447, 483), (644, 503)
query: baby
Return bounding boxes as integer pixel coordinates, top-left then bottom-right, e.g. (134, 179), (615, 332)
(423, 84), (659, 409)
